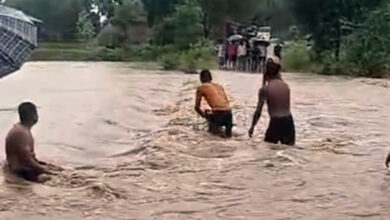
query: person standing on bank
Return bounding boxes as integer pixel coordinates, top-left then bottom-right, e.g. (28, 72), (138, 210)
(195, 70), (233, 138)
(248, 57), (295, 145)
(274, 43), (282, 60)
(238, 40), (247, 71)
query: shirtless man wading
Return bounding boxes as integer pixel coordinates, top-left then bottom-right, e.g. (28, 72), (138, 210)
(195, 70), (233, 138)
(249, 57), (296, 145)
(5, 102), (59, 182)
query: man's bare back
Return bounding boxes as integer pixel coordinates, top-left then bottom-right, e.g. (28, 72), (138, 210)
(195, 70), (233, 138)
(264, 78), (291, 118)
(249, 57), (295, 145)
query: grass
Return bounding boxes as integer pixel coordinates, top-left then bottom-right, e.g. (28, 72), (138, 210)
(30, 42), (98, 61)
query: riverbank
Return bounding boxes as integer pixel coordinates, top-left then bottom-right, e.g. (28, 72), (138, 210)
(30, 42), (95, 61)
(30, 42), (170, 62)
(281, 41), (390, 78)
(31, 42), (390, 78)
(30, 42), (216, 73)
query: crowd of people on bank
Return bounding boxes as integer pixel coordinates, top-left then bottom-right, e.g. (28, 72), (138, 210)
(217, 39), (282, 73)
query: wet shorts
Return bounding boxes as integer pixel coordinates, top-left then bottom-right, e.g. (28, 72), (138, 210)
(265, 115), (295, 145)
(208, 110), (233, 128)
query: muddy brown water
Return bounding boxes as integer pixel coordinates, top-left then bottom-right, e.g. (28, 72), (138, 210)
(0, 62), (389, 220)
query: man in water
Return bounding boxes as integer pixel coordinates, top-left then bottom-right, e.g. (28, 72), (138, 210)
(195, 70), (233, 138)
(386, 153), (390, 168)
(248, 57), (295, 145)
(5, 102), (57, 182)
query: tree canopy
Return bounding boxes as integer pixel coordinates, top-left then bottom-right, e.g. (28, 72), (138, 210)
(290, 0), (386, 56)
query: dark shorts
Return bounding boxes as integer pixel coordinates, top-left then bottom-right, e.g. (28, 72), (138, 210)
(265, 115), (295, 145)
(208, 110), (233, 128)
(229, 55), (237, 62)
(219, 57), (225, 66)
(238, 56), (246, 62)
(14, 167), (41, 182)
(252, 56), (260, 63)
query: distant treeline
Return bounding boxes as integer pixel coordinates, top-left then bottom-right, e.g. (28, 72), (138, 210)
(2, 0), (295, 42)
(5, 0), (390, 77)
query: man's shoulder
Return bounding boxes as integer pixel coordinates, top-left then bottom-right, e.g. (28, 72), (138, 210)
(212, 83), (225, 91)
(197, 84), (206, 90)
(278, 80), (290, 89)
(200, 82), (216, 88)
(6, 125), (28, 140)
(196, 84), (208, 94)
(268, 80), (290, 92)
(259, 85), (268, 93)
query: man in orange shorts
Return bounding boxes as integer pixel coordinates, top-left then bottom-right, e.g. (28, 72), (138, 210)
(195, 70), (233, 138)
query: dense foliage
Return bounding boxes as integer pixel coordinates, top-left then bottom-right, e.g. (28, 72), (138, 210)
(4, 0), (390, 76)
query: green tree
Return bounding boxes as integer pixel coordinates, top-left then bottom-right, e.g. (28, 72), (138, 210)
(141, 0), (183, 26)
(187, 0), (264, 38)
(77, 12), (95, 41)
(111, 0), (144, 29)
(343, 4), (390, 77)
(152, 1), (203, 46)
(290, 0), (385, 58)
(4, 0), (82, 40)
(81, 0), (123, 18)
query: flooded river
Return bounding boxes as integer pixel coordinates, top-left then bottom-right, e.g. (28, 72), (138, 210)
(0, 62), (389, 219)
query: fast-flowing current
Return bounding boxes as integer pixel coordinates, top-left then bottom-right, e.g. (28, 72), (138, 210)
(0, 62), (389, 220)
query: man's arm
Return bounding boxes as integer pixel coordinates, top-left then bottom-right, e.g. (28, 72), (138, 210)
(195, 88), (207, 118)
(249, 87), (267, 138)
(221, 85), (230, 103)
(31, 146), (63, 171)
(31, 151), (47, 165)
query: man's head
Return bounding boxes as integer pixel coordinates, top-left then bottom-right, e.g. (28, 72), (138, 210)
(200, 69), (212, 83)
(264, 56), (281, 81)
(18, 102), (38, 127)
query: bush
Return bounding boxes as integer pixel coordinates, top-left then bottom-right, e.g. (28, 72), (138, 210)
(97, 25), (126, 48)
(158, 39), (216, 72)
(128, 44), (181, 61)
(90, 47), (123, 61)
(181, 40), (216, 73)
(282, 41), (319, 72)
(339, 5), (390, 77)
(158, 52), (181, 70)
(151, 1), (203, 47)
(310, 4), (390, 78)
